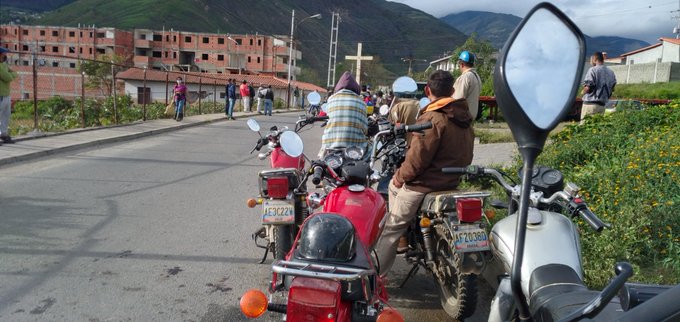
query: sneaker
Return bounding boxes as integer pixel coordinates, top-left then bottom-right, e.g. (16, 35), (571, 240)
(1, 136), (15, 144)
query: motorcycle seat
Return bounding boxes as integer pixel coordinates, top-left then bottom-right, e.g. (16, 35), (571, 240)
(529, 264), (624, 321)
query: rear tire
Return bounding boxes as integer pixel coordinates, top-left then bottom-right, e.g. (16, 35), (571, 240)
(434, 239), (478, 319)
(273, 225), (293, 260)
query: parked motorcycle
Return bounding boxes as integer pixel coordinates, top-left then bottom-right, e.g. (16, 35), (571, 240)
(475, 2), (680, 321)
(239, 124), (428, 321)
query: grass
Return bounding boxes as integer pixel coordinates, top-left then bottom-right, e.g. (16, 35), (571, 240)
(613, 82), (680, 100)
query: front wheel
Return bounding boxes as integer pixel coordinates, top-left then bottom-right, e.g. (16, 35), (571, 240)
(434, 239), (478, 319)
(272, 225), (293, 260)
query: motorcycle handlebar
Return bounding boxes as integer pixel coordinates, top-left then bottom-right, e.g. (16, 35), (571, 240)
(441, 167), (469, 174)
(251, 137), (267, 153)
(404, 121), (432, 132)
(578, 206), (605, 232)
(311, 165), (324, 185)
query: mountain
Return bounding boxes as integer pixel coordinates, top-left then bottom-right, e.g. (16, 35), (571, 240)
(441, 11), (650, 57)
(5, 0), (468, 85)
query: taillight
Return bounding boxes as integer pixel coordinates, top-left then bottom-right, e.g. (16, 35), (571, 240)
(457, 198), (483, 222)
(266, 177), (289, 199)
(287, 277), (341, 321)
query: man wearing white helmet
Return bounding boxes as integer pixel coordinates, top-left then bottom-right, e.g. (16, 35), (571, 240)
(452, 50), (482, 121)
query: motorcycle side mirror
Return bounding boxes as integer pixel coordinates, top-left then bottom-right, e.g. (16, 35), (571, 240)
(246, 119), (260, 132)
(392, 76), (417, 94)
(307, 91), (321, 106)
(418, 97), (430, 109)
(279, 131), (304, 158)
(495, 3), (585, 151)
(379, 104), (389, 116)
(494, 2), (585, 317)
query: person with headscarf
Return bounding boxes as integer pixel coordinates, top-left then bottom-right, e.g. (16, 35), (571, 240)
(319, 71), (368, 157)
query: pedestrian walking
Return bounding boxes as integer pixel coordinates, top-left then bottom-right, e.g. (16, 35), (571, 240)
(580, 51), (616, 124)
(173, 77), (187, 121)
(0, 47), (17, 144)
(263, 85), (274, 116)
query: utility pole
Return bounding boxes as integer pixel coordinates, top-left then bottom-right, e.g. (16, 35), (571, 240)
(672, 0), (680, 39)
(326, 12), (340, 89)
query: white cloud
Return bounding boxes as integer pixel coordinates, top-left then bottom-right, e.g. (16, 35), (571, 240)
(389, 0), (679, 43)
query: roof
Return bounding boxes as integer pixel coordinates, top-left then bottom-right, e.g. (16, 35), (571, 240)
(659, 37), (680, 45)
(116, 69), (327, 93)
(620, 42), (662, 57)
(429, 55), (453, 65)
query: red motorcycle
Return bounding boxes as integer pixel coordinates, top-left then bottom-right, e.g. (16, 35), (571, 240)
(245, 119), (307, 262)
(239, 125), (428, 321)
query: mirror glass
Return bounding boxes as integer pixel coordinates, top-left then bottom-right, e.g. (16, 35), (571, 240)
(321, 103), (328, 113)
(307, 91), (321, 105)
(505, 8), (581, 129)
(419, 97), (430, 109)
(246, 119), (260, 132)
(392, 76), (417, 94)
(379, 104), (389, 116)
(280, 131), (304, 157)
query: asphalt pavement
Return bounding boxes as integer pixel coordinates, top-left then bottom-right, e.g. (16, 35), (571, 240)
(0, 110), (517, 168)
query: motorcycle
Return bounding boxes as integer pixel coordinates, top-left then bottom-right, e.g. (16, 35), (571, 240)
(239, 123), (430, 321)
(474, 3), (680, 321)
(244, 94), (327, 263)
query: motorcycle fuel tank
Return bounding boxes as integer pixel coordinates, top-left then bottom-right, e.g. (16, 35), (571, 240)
(489, 208), (582, 298)
(323, 185), (387, 247)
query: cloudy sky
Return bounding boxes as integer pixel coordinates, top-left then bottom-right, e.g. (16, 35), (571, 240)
(390, 0), (680, 43)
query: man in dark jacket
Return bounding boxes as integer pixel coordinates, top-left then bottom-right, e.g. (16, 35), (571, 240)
(375, 70), (474, 275)
(226, 79), (237, 120)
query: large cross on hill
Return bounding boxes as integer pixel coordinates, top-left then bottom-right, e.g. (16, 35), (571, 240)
(345, 43), (373, 86)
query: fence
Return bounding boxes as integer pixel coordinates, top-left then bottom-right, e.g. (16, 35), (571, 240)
(6, 52), (303, 134)
(609, 62), (680, 84)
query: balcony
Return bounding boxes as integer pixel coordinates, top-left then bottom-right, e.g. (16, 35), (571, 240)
(135, 39), (151, 48)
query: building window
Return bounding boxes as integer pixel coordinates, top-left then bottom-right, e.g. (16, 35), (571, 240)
(79, 48), (83, 54)
(22, 60), (29, 66)
(23, 30), (28, 35)
(201, 53), (208, 60)
(69, 63), (76, 68)
(40, 46), (45, 52)
(52, 61), (59, 67)
(52, 46), (59, 53)
(23, 93), (30, 99)
(249, 39), (253, 46)
(89, 48), (93, 54)
(235, 38), (242, 45)
(97, 32), (105, 38)
(185, 36), (192, 43)
(203, 37), (209, 44)
(257, 57), (261, 63)
(173, 52), (177, 59)
(152, 51), (162, 58)
(220, 92), (226, 99)
(173, 35), (177, 42)
(166, 35), (170, 42)
(258, 39), (262, 46)
(96, 48), (105, 54)
(22, 45), (29, 51)
(139, 34), (147, 40)
(80, 31), (83, 37)
(69, 31), (75, 37)
(248, 56), (252, 63)
(89, 32), (93, 37)
(217, 54), (224, 61)
(218, 38), (224, 44)
(40, 30), (45, 36)
(165, 52), (168, 58)
(52, 30), (58, 36)
(69, 47), (76, 53)
(153, 34), (162, 41)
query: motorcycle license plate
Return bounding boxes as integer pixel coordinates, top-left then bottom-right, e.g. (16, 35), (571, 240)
(262, 200), (295, 224)
(453, 225), (490, 252)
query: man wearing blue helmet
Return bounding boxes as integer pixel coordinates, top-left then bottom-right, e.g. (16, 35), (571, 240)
(453, 50), (481, 121)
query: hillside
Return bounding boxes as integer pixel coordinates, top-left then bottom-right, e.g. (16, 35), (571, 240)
(9, 0), (468, 85)
(441, 11), (650, 57)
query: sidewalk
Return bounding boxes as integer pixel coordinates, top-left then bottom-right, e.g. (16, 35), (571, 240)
(0, 109), (289, 167)
(0, 109), (518, 168)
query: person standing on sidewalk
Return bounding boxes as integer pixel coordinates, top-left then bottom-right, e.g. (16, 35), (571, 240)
(240, 80), (251, 112)
(256, 85), (264, 114)
(226, 79), (236, 120)
(452, 50), (482, 121)
(0, 47), (17, 144)
(173, 77), (187, 121)
(293, 86), (300, 109)
(580, 51), (616, 124)
(263, 85), (274, 116)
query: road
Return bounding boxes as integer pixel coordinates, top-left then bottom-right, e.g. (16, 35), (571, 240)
(0, 113), (501, 321)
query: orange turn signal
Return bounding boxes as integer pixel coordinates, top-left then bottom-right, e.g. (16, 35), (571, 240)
(377, 307), (404, 322)
(419, 217), (431, 228)
(246, 198), (258, 208)
(239, 289), (268, 318)
(485, 209), (496, 220)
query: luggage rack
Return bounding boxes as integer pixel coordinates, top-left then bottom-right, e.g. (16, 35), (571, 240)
(272, 260), (375, 281)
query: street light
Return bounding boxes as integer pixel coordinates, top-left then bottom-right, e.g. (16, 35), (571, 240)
(287, 10), (321, 108)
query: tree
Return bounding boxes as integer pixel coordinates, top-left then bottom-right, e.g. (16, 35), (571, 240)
(450, 33), (497, 96)
(78, 54), (129, 96)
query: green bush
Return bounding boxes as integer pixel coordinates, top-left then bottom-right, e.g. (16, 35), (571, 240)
(537, 101), (680, 288)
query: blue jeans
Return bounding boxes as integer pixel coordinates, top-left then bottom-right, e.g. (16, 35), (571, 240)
(264, 99), (273, 116)
(227, 98), (235, 117)
(175, 99), (185, 115)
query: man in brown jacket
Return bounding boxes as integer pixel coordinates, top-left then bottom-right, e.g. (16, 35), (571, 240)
(375, 70), (474, 275)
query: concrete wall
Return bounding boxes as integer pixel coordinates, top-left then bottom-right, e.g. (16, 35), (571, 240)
(626, 46), (663, 65)
(609, 62), (680, 84)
